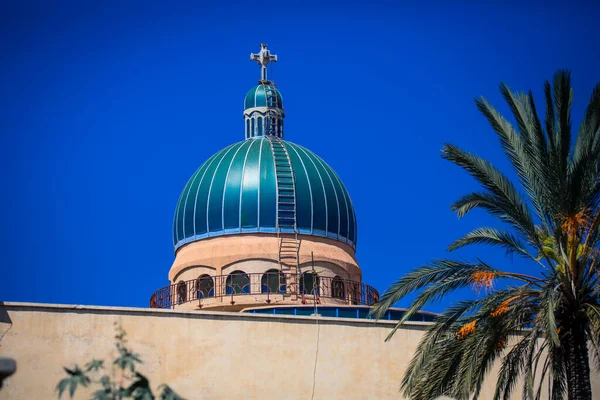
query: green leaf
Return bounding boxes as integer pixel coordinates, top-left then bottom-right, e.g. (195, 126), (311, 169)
(442, 143), (539, 247)
(56, 378), (69, 399)
(158, 385), (186, 400)
(99, 375), (111, 389)
(91, 386), (113, 400)
(56, 365), (90, 399)
(85, 359), (104, 372)
(124, 372), (156, 400)
(114, 349), (142, 372)
(447, 226), (535, 261)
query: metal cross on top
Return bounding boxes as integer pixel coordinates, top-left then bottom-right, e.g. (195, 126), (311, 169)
(250, 44), (278, 83)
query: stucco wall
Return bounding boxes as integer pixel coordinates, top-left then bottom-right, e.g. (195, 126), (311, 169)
(0, 303), (598, 399)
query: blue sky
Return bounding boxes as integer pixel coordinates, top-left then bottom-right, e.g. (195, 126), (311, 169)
(1, 2), (598, 312)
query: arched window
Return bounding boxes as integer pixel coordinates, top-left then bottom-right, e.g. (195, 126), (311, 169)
(300, 271), (319, 296)
(176, 281), (187, 304)
(226, 270), (250, 294)
(261, 269), (286, 294)
(332, 276), (345, 299)
(265, 115), (272, 135)
(196, 274), (214, 298)
(251, 118), (255, 138)
(246, 119), (250, 139)
(257, 117), (263, 136)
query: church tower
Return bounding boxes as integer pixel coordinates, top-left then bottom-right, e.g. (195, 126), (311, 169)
(150, 45), (378, 311)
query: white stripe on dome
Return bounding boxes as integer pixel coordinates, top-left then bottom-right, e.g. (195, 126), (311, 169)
(256, 138), (264, 226)
(238, 139), (258, 231)
(269, 138), (277, 229)
(309, 148), (342, 239)
(173, 171), (196, 245)
(328, 166), (351, 244)
(180, 150), (223, 243)
(179, 162), (205, 243)
(192, 144), (235, 237)
(342, 176), (357, 243)
(330, 166), (356, 244)
(173, 184), (189, 246)
(294, 144), (328, 235)
(221, 141), (251, 232)
(285, 142), (314, 234)
(205, 144), (238, 234)
(254, 86), (260, 108)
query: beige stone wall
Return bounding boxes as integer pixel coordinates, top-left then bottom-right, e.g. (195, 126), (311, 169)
(1, 303), (598, 400)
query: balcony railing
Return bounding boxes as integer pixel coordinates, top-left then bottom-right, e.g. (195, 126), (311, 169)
(149, 272), (380, 309)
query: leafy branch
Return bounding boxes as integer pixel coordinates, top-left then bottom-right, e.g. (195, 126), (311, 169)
(57, 323), (185, 400)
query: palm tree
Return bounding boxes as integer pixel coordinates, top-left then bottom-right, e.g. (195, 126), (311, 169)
(372, 71), (600, 400)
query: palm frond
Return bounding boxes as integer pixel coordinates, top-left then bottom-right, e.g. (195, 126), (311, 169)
(572, 81), (600, 165)
(371, 259), (542, 342)
(534, 354), (551, 400)
(494, 329), (540, 400)
(474, 95), (551, 225)
(447, 227), (536, 261)
(571, 82), (600, 212)
(553, 71), (573, 168)
(537, 284), (560, 347)
(527, 90), (549, 158)
(401, 301), (479, 394)
(443, 144), (540, 248)
(371, 259), (497, 321)
(458, 320), (505, 399)
(544, 80), (557, 150)
(450, 192), (544, 253)
(474, 96), (530, 183)
(549, 344), (567, 399)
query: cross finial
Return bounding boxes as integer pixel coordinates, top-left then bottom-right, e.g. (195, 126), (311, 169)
(250, 44), (277, 83)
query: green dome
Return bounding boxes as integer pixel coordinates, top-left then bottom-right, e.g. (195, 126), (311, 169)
(244, 84), (283, 110)
(173, 138), (357, 251)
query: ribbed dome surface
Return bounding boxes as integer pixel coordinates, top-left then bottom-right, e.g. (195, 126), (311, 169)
(244, 84), (283, 110)
(173, 138), (357, 251)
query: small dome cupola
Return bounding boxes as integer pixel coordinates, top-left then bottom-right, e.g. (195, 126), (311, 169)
(244, 44), (285, 140)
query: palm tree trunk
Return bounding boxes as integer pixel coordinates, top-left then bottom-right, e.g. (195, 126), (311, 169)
(562, 322), (592, 400)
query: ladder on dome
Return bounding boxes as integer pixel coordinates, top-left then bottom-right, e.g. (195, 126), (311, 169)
(268, 136), (300, 298)
(264, 82), (300, 297)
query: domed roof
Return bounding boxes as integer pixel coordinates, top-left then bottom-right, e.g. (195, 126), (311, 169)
(244, 84), (283, 110)
(173, 137), (357, 251)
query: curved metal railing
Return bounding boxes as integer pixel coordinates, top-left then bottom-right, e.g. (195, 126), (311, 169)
(149, 272), (380, 309)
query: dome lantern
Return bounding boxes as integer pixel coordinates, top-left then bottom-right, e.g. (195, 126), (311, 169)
(244, 44), (284, 140)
